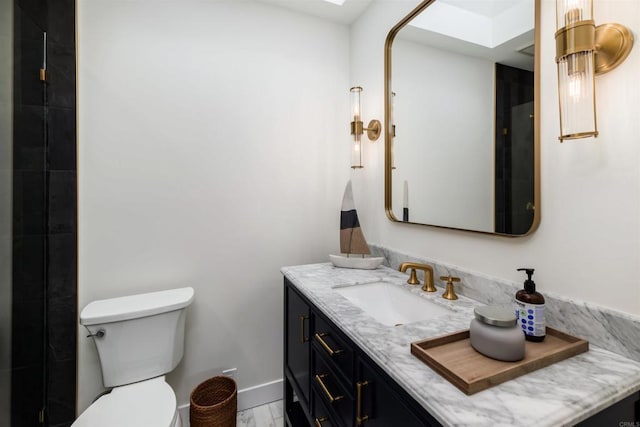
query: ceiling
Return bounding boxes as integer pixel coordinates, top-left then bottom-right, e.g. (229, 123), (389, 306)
(255, 0), (374, 24)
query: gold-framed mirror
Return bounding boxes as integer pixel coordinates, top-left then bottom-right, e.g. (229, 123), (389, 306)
(384, 0), (540, 236)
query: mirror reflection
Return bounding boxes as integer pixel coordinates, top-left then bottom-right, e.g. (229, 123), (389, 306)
(385, 0), (540, 235)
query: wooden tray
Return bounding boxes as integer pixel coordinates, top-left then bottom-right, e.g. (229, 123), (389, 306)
(411, 327), (588, 395)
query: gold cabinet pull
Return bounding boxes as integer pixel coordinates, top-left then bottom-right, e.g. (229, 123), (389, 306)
(315, 416), (329, 427)
(314, 374), (343, 403)
(356, 380), (370, 426)
(300, 315), (309, 343)
(315, 333), (343, 357)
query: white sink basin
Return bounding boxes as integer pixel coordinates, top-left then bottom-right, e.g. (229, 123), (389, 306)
(333, 281), (452, 326)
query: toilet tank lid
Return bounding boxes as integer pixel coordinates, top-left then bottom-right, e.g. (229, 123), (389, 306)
(81, 287), (194, 326)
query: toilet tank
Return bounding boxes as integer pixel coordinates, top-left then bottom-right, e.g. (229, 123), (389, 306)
(81, 287), (195, 388)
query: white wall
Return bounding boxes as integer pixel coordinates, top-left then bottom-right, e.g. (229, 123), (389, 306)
(77, 0), (350, 413)
(0, 0), (12, 422)
(352, 0), (640, 315)
(392, 38), (494, 230)
(77, 0), (640, 416)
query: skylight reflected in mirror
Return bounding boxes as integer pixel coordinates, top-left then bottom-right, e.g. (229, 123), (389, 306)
(401, 0), (534, 71)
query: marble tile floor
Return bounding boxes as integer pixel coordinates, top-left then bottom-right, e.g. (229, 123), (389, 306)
(237, 400), (283, 427)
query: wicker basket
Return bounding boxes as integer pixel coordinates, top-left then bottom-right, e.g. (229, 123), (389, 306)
(190, 376), (237, 427)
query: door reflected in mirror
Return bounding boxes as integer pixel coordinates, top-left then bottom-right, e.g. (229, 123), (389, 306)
(384, 0), (540, 236)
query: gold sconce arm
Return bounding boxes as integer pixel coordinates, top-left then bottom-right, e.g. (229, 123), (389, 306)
(594, 23), (634, 75)
(555, 21), (633, 76)
(351, 119), (381, 141)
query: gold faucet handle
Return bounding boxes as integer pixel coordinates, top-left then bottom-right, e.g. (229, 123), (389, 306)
(398, 262), (421, 285)
(439, 276), (460, 300)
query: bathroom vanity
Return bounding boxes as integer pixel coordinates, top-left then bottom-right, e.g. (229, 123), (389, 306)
(282, 263), (640, 427)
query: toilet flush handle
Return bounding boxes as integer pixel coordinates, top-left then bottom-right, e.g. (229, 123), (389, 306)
(86, 329), (106, 339)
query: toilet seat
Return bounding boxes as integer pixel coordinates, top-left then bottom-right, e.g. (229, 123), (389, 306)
(72, 377), (180, 427)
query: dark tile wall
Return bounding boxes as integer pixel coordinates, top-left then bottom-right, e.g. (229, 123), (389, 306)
(12, 3), (47, 425)
(44, 4), (76, 424)
(12, 0), (76, 425)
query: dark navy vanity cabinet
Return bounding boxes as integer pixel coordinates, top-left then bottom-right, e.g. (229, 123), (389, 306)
(285, 283), (312, 422)
(284, 278), (439, 427)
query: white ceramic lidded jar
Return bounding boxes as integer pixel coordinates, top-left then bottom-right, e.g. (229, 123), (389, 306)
(470, 305), (525, 362)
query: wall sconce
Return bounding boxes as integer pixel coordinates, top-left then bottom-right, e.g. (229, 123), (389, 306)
(350, 86), (381, 169)
(555, 0), (634, 141)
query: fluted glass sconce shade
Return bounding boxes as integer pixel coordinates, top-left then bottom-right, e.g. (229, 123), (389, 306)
(555, 0), (597, 141)
(351, 87), (364, 168)
(351, 86), (362, 122)
(555, 0), (634, 142)
(351, 136), (363, 169)
(350, 86), (381, 169)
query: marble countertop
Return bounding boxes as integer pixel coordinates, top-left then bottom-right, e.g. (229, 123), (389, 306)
(281, 263), (640, 427)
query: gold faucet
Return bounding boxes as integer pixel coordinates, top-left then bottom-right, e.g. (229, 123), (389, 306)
(440, 276), (460, 300)
(398, 262), (436, 292)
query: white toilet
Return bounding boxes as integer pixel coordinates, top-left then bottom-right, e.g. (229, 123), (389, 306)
(73, 287), (195, 427)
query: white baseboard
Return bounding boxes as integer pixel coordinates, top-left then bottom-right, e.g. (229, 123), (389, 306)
(236, 378), (283, 411)
(178, 378), (283, 426)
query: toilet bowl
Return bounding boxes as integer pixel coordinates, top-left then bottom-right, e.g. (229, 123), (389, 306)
(73, 287), (194, 427)
(72, 377), (181, 427)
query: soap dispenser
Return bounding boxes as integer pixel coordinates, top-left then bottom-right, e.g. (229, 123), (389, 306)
(515, 268), (546, 342)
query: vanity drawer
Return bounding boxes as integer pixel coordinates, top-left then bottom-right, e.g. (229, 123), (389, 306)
(313, 315), (354, 383)
(312, 390), (338, 427)
(312, 349), (353, 427)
